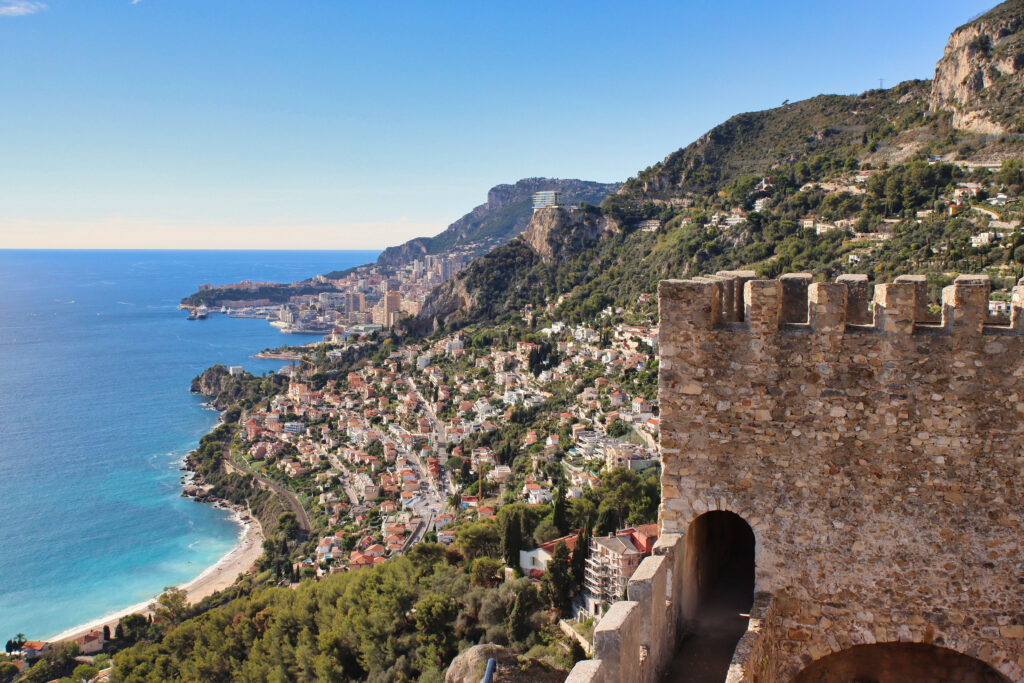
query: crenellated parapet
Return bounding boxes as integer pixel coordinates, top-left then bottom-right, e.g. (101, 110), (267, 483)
(660, 271), (1024, 339)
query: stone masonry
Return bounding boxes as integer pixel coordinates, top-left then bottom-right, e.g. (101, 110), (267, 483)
(566, 272), (1024, 683)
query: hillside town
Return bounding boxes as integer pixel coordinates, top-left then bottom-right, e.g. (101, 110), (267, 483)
(228, 309), (661, 613)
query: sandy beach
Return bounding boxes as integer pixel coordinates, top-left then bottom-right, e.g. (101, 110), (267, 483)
(48, 509), (264, 643)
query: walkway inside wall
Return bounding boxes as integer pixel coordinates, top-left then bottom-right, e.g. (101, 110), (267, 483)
(665, 511), (755, 683)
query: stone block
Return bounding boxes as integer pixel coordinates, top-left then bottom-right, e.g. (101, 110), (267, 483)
(659, 279), (721, 333)
(808, 282), (847, 334)
(873, 282), (915, 335)
(744, 280), (781, 333)
(594, 601), (640, 683)
(942, 275), (990, 336)
(894, 274), (933, 322)
(565, 659), (607, 683)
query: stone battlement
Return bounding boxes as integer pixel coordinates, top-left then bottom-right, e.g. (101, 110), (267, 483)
(661, 271), (1024, 337)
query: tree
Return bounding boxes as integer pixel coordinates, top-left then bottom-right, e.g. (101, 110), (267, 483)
(607, 420), (630, 438)
(507, 591), (531, 642)
(500, 509), (522, 567)
(413, 593), (459, 665)
(5, 633), (25, 654)
(541, 541), (572, 616)
(102, 625), (111, 642)
(0, 662), (17, 682)
(72, 663), (100, 682)
(276, 512), (299, 539)
(595, 505), (617, 536)
(455, 518), (501, 560)
(119, 613), (149, 643)
(532, 517), (560, 547)
(152, 586), (189, 626)
(552, 485), (568, 535)
(470, 557), (503, 587)
(571, 526), (590, 591)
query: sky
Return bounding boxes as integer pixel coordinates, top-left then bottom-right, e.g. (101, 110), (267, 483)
(0, 0), (997, 250)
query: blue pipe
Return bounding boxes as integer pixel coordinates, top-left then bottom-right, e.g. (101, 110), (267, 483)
(482, 657), (497, 683)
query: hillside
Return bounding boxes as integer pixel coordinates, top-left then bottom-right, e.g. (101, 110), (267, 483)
(610, 82), (932, 204)
(374, 178), (620, 271)
(415, 1), (1024, 333)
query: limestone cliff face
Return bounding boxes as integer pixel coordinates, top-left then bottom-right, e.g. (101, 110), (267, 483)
(415, 272), (477, 332)
(411, 208), (618, 332)
(191, 365), (231, 398)
(930, 0), (1024, 133)
(522, 207), (619, 264)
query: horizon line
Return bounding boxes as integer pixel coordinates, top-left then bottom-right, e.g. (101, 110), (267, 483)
(0, 247), (385, 253)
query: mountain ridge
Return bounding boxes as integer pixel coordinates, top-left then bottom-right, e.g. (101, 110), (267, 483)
(374, 177), (620, 271)
(413, 0), (1024, 333)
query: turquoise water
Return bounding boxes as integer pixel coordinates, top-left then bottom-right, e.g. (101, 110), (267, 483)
(0, 250), (377, 639)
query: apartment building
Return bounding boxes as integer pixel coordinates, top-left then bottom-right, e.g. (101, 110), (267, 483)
(582, 524), (658, 614)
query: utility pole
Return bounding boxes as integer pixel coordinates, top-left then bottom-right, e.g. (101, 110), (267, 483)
(879, 78), (884, 90)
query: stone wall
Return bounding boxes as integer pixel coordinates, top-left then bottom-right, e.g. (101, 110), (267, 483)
(566, 272), (1024, 683)
(657, 272), (1024, 681)
(565, 533), (685, 683)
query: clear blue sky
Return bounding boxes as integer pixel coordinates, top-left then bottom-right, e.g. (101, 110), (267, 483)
(0, 0), (994, 249)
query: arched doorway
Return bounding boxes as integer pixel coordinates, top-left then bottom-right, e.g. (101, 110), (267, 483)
(666, 511), (755, 682)
(682, 510), (755, 622)
(793, 642), (1010, 683)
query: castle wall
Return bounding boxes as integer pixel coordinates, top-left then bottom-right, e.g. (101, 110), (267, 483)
(657, 272), (1024, 681)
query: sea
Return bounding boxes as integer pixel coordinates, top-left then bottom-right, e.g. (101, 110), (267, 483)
(0, 249), (377, 639)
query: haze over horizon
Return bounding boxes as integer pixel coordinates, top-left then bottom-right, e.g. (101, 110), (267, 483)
(1, 0), (993, 250)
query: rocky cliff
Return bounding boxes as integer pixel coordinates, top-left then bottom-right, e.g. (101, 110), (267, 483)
(413, 207), (618, 331)
(375, 177), (619, 270)
(930, 0), (1024, 133)
(522, 207), (620, 263)
(191, 365), (233, 399)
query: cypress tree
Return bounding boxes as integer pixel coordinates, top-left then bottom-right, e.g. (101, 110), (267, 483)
(508, 591), (530, 642)
(542, 541), (572, 616)
(552, 485), (567, 535)
(501, 510), (522, 567)
(571, 526), (590, 591)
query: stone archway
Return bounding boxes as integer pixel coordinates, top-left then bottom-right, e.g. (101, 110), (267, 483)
(666, 510), (756, 682)
(681, 510), (755, 623)
(792, 642), (1011, 682)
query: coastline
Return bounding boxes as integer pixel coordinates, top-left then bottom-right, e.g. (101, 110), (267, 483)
(48, 506), (264, 643)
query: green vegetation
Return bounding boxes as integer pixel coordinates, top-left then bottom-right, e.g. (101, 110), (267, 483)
(110, 546), (572, 683)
